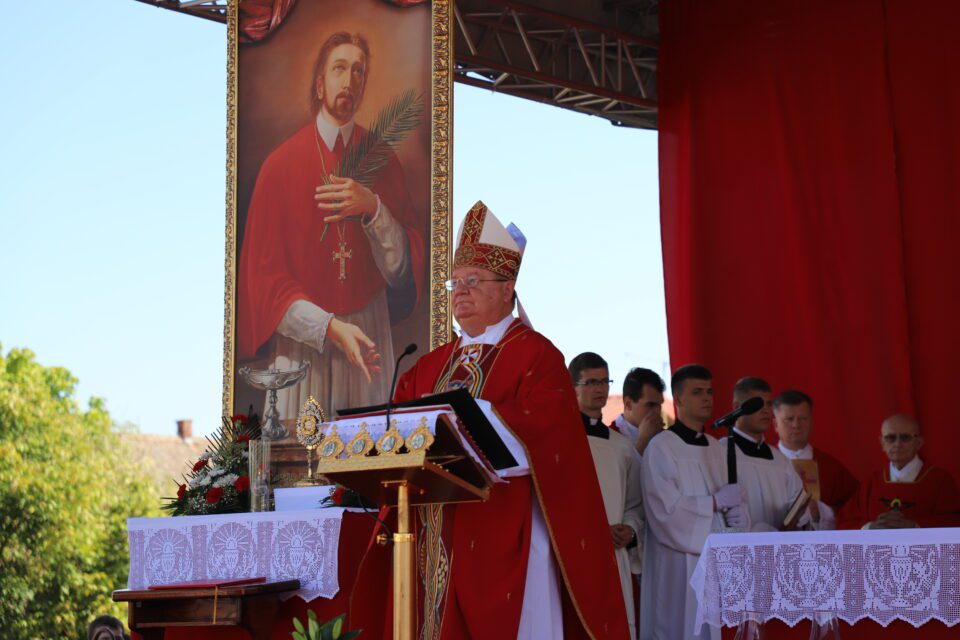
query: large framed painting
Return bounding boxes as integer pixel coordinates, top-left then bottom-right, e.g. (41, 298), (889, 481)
(222, 0), (452, 443)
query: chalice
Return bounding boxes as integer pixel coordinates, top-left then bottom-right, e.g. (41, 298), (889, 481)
(238, 362), (310, 440)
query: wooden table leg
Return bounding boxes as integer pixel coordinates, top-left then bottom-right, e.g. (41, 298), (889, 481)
(241, 593), (283, 640)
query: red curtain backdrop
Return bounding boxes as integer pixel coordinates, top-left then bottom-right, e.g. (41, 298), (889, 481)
(658, 0), (960, 483)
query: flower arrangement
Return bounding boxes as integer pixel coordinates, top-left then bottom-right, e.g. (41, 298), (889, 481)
(163, 413), (261, 516)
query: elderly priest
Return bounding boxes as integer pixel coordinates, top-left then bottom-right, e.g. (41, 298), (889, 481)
(355, 201), (629, 639)
(840, 414), (960, 530)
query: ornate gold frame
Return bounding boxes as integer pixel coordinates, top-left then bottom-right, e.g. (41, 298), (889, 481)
(221, 0), (453, 413)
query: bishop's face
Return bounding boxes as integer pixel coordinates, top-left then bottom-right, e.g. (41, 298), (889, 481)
(880, 416), (923, 469)
(774, 402), (813, 451)
(451, 266), (514, 337)
(735, 391), (773, 438)
(317, 43), (367, 125)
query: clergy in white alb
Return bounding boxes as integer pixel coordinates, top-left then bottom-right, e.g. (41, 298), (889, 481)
(724, 378), (831, 531)
(640, 365), (747, 640)
(569, 352), (645, 639)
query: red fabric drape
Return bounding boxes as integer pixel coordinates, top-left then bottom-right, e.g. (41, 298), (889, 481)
(659, 0), (960, 484)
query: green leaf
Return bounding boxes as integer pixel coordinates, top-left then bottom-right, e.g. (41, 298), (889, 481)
(292, 632), (306, 640)
(308, 615), (320, 640)
(332, 616), (343, 638)
(293, 617), (305, 635)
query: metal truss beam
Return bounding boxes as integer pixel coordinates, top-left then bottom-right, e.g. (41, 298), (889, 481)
(454, 0), (658, 129)
(133, 0), (227, 24)
(134, 0), (659, 129)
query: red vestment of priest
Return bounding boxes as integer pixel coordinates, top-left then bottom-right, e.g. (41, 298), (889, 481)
(237, 123), (426, 358)
(351, 320), (630, 639)
(838, 463), (960, 529)
(812, 447), (859, 512)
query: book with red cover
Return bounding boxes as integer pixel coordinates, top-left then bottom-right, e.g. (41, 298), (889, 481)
(148, 577), (266, 590)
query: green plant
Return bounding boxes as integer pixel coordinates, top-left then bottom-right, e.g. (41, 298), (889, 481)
(0, 345), (158, 637)
(291, 611), (361, 640)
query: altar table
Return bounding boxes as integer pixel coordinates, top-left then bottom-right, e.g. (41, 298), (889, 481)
(126, 509), (387, 639)
(694, 527), (960, 639)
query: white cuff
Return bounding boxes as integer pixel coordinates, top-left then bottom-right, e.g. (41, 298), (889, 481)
(276, 299), (334, 353)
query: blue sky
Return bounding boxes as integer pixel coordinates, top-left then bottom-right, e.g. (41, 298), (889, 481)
(0, 1), (667, 435)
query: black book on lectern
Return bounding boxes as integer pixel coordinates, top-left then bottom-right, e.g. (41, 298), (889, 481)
(337, 388), (519, 471)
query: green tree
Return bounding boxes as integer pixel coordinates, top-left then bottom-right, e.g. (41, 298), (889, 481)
(0, 345), (158, 638)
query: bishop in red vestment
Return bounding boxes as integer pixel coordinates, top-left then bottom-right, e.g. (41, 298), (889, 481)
(236, 32), (425, 418)
(352, 202), (629, 640)
(839, 414), (960, 529)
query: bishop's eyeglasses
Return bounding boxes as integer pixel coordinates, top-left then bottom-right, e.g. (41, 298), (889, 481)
(575, 378), (614, 387)
(444, 276), (508, 291)
(882, 433), (919, 444)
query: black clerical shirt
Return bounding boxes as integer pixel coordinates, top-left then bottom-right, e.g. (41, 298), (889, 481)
(581, 412), (609, 439)
(669, 420), (708, 446)
(731, 428), (774, 460)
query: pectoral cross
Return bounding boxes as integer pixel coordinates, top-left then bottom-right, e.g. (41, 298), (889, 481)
(332, 240), (352, 282)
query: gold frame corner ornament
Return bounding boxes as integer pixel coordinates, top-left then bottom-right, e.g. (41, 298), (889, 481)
(221, 0), (453, 414)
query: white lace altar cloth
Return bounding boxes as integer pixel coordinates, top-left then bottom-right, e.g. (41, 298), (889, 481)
(126, 508), (345, 602)
(691, 527), (960, 631)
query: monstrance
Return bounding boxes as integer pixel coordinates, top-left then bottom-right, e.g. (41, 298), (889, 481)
(295, 396), (326, 486)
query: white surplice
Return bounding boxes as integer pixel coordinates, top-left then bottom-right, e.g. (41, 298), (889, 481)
(640, 427), (725, 640)
(587, 426), (644, 639)
(722, 429), (804, 532)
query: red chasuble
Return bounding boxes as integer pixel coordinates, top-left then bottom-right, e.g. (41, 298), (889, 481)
(351, 320), (630, 640)
(812, 447), (859, 512)
(236, 123), (426, 358)
(838, 463), (960, 529)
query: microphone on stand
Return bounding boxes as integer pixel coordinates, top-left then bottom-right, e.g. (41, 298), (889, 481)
(385, 343), (418, 435)
(711, 395), (764, 484)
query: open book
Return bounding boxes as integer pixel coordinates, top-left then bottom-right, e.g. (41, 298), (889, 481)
(782, 489), (811, 530)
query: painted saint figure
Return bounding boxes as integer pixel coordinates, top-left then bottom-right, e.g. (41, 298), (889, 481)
(237, 31), (425, 418)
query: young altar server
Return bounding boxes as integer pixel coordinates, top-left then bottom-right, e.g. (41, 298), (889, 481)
(720, 377), (816, 531)
(840, 414), (960, 529)
(570, 351), (644, 639)
(640, 364), (747, 640)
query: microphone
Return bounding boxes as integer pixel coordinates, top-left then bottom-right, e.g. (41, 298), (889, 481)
(385, 343), (418, 433)
(712, 395), (764, 429)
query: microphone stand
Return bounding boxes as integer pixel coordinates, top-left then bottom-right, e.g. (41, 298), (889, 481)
(727, 426), (737, 484)
(385, 343), (417, 440)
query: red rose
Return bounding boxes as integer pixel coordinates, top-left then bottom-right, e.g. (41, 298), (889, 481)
(205, 487), (224, 504)
(192, 459), (208, 472)
(237, 435), (251, 443)
(231, 414), (248, 425)
(331, 486), (346, 506)
(177, 484), (186, 500)
(234, 475), (250, 492)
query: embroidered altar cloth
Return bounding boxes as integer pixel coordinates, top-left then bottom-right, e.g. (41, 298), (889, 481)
(692, 527), (960, 631)
(126, 508), (345, 602)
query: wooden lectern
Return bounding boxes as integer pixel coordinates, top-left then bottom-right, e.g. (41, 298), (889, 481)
(312, 399), (500, 640)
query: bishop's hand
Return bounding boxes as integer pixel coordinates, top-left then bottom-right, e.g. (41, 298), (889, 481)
(327, 318), (382, 383)
(872, 510), (918, 529)
(315, 176), (378, 222)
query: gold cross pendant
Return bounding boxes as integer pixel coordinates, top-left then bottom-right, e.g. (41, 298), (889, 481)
(332, 239), (352, 282)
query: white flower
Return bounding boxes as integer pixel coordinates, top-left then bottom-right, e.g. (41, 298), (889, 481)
(208, 466), (226, 478)
(242, 450), (249, 458)
(214, 473), (239, 488)
(200, 451), (213, 461)
(188, 477), (200, 489)
(198, 474), (212, 486)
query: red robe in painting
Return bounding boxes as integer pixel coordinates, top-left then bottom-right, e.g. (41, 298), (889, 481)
(812, 447), (859, 512)
(838, 463), (960, 529)
(351, 320), (630, 639)
(236, 122), (426, 359)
